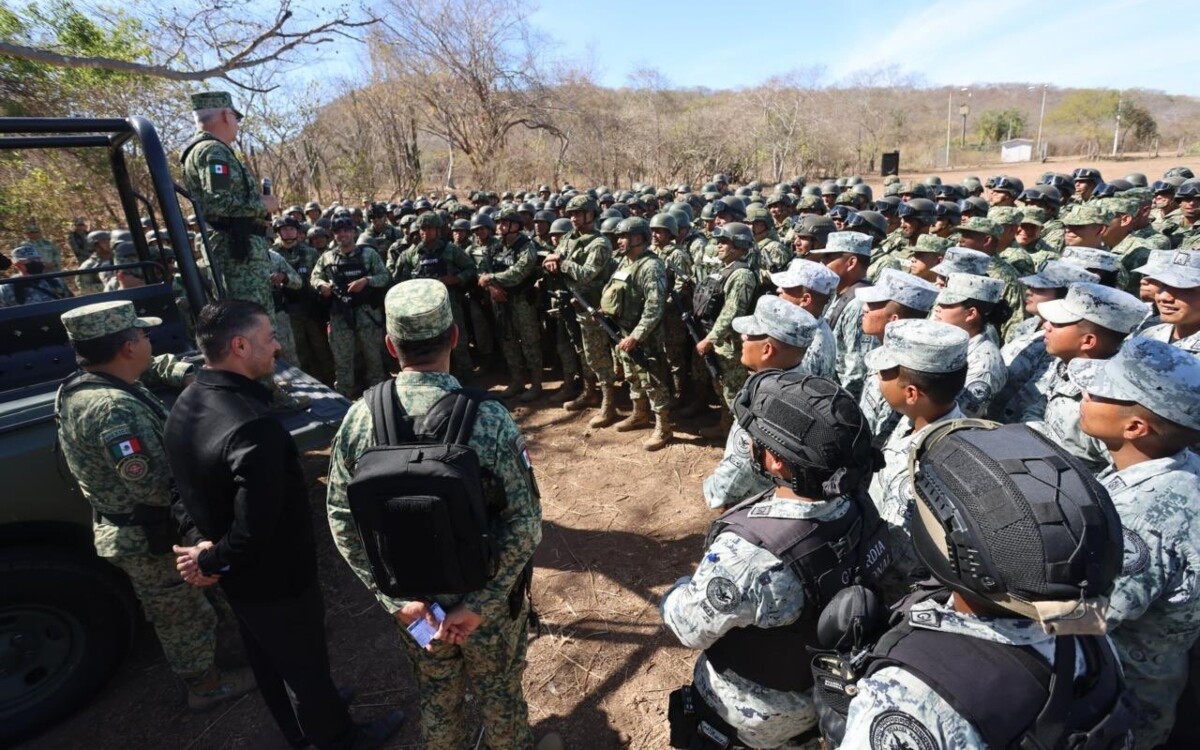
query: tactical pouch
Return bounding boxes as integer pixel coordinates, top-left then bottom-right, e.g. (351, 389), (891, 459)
(141, 517), (179, 555)
(667, 686), (701, 748)
(228, 217), (253, 261)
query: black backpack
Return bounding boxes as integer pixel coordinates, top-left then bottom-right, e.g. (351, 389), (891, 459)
(347, 381), (500, 597)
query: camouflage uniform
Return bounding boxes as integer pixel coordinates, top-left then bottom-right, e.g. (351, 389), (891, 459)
(29, 236), (63, 271)
(392, 237), (477, 372)
(703, 261), (757, 408)
(1140, 322), (1200, 355)
(482, 234), (543, 379)
(661, 495), (838, 748)
(825, 294), (876, 402)
(600, 248), (668, 411)
(1027, 361), (1111, 472)
(802, 318), (836, 379)
(357, 223), (403, 258)
(999, 245), (1035, 276)
(1150, 206), (1182, 237)
(326, 280), (541, 750)
(310, 244), (390, 396)
(755, 232), (790, 274)
(54, 302), (216, 680)
(991, 315), (1053, 423)
(988, 256), (1026, 342)
(266, 248), (302, 365)
(180, 131), (274, 328)
(0, 275), (72, 307)
(77, 252), (115, 295)
(556, 228), (616, 384)
(958, 334), (1006, 419)
(273, 240), (334, 385)
(1023, 238), (1060, 271)
(1040, 216), (1067, 251)
(842, 598), (1090, 749)
(467, 237), (502, 362)
(659, 241), (695, 385)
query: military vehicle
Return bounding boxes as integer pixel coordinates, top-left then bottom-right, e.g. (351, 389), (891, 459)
(0, 117), (349, 744)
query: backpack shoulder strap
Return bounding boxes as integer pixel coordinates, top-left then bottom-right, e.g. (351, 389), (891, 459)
(365, 378), (416, 446)
(418, 387), (499, 446)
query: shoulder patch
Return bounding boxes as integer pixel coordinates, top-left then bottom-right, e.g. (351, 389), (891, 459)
(106, 434), (144, 463)
(209, 161), (231, 191)
(869, 710), (939, 750)
(705, 576), (740, 614)
(1121, 526), (1151, 576)
(116, 455), (150, 482)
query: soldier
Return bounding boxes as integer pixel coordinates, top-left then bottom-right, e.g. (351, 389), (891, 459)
(479, 207), (544, 401)
(23, 222), (64, 272)
(311, 215), (390, 397)
(700, 296), (819, 509)
(746, 206), (790, 273)
(931, 274), (1009, 418)
(1023, 283), (1144, 470)
(1061, 245), (1123, 288)
(392, 211), (477, 374)
(266, 244), (303, 365)
(1068, 339), (1200, 747)
(465, 212), (502, 370)
(771, 258), (838, 378)
(989, 206), (1035, 276)
(68, 217), (89, 264)
(664, 369), (885, 749)
(649, 212), (696, 405)
(1103, 192), (1171, 293)
(357, 202), (403, 255)
(953, 216), (1026, 341)
(304, 201), (322, 227)
(840, 421), (1129, 750)
(905, 234), (951, 284)
(543, 195), (616, 414)
(808, 231), (878, 401)
(592, 217), (671, 450)
(1137, 249), (1200, 355)
(54, 300), (253, 710)
(1072, 167), (1103, 203)
(693, 222), (758, 424)
(77, 231), (115, 295)
(1012, 206), (1059, 271)
(275, 218), (334, 385)
(1062, 203), (1112, 250)
(325, 279), (560, 750)
(986, 174), (1023, 207)
(0, 244), (73, 307)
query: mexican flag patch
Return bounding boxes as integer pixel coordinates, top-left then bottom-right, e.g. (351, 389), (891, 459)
(108, 436), (143, 461)
(211, 164), (228, 176)
(209, 162), (231, 190)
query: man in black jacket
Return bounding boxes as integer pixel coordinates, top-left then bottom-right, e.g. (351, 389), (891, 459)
(166, 299), (402, 750)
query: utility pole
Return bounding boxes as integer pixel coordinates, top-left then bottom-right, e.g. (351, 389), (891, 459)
(1112, 90), (1122, 157)
(945, 89), (952, 168)
(1033, 84), (1047, 160)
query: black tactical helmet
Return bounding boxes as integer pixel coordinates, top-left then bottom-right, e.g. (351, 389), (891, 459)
(414, 212), (443, 230)
(648, 212), (678, 235)
(845, 210), (888, 238)
(1164, 166), (1194, 180)
(1072, 167), (1103, 185)
(1124, 172), (1148, 188)
(989, 175), (1024, 196)
(1151, 179), (1178, 195)
(368, 202), (389, 219)
(1176, 179), (1200, 198)
(533, 209), (556, 223)
(413, 198), (433, 212)
(615, 216), (651, 243)
(873, 195), (901, 215)
(549, 217), (572, 235)
(909, 421), (1122, 629)
(898, 197), (937, 225)
(470, 213), (496, 232)
(734, 370), (873, 498)
(715, 196), (746, 219)
(330, 216), (357, 232)
(450, 218), (471, 232)
(307, 225), (329, 240)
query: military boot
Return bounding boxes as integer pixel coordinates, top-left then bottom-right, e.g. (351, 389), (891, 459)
(518, 370), (543, 403)
(500, 371), (526, 399)
(643, 410), (673, 451)
(564, 379), (600, 412)
(615, 397), (652, 432)
(549, 376), (581, 404)
(184, 665), (257, 712)
(587, 386), (619, 428)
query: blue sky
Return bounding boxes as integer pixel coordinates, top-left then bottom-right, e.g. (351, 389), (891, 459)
(525, 0), (1200, 95)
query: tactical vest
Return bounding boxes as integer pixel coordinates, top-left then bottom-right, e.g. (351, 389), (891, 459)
(491, 234), (538, 294)
(693, 261), (749, 325)
(329, 249), (372, 308)
(702, 489), (891, 693)
(824, 280), (869, 329)
(413, 244), (449, 279)
(278, 246), (313, 308)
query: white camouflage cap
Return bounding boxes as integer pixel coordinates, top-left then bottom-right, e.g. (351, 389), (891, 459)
(864, 319), (969, 373)
(770, 258), (839, 296)
(1144, 249), (1200, 290)
(1131, 248), (1180, 277)
(1062, 246), (1120, 274)
(1037, 282), (1145, 334)
(1020, 260), (1100, 290)
(930, 246), (990, 277)
(936, 272), (1005, 306)
(856, 268), (940, 312)
(1069, 337), (1200, 431)
(808, 231), (872, 256)
(384, 278), (454, 340)
(732, 294), (818, 348)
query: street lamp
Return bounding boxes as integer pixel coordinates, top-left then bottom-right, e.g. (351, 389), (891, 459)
(1029, 84), (1047, 160)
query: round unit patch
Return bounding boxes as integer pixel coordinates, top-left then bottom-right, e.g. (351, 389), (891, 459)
(1121, 527), (1150, 576)
(705, 577), (740, 614)
(869, 710), (938, 750)
(117, 456), (150, 481)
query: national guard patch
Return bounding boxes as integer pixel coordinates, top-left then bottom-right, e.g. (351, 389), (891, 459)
(705, 577), (740, 614)
(869, 711), (938, 750)
(210, 162), (231, 190)
(116, 455), (150, 481)
(1121, 527), (1151, 576)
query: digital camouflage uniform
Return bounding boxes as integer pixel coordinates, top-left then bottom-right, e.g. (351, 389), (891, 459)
(273, 240), (334, 385)
(801, 317), (836, 379)
(842, 599), (1095, 750)
(826, 294), (876, 402)
(54, 302), (216, 680)
(1027, 361), (1111, 472)
(755, 233), (790, 274)
(1040, 216), (1067, 252)
(358, 223), (403, 258)
(1023, 238), (1060, 272)
(600, 248), (668, 411)
(991, 315), (1053, 423)
(29, 237), (63, 271)
(77, 253), (114, 295)
(266, 248), (302, 365)
(467, 237), (502, 361)
(555, 228), (615, 384)
(999, 245), (1036, 276)
(326, 280), (541, 750)
(957, 334), (1006, 419)
(0, 275), (72, 307)
(659, 241), (695, 384)
(987, 256), (1027, 342)
(661, 495), (840, 748)
(702, 262), (757, 409)
(483, 234), (543, 378)
(1140, 322), (1200, 356)
(180, 131), (275, 329)
(310, 244), (390, 397)
(392, 237), (477, 373)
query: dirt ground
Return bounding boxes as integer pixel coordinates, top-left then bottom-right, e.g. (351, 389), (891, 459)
(20, 376), (726, 750)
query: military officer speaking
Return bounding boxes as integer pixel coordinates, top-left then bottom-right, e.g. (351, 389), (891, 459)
(54, 300), (254, 710)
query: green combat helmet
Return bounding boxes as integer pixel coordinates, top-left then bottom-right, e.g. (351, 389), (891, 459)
(713, 221), (754, 250)
(616, 216), (651, 243)
(648, 212), (678, 235)
(565, 194), (598, 214)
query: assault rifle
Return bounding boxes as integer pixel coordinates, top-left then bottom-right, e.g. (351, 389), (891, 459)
(565, 284), (653, 370)
(666, 261), (721, 383)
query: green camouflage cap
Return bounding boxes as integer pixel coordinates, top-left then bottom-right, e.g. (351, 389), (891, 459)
(1102, 193), (1149, 216)
(936, 273), (1005, 305)
(834, 191), (858, 205)
(385, 279), (453, 341)
(865, 319), (969, 374)
(1069, 337), (1200, 431)
(731, 294), (817, 348)
(190, 91), (242, 118)
(1038, 282), (1145, 333)
(61, 300), (161, 341)
(1060, 203), (1110, 226)
(912, 234), (952, 255)
(1018, 207), (1048, 226)
(987, 206), (1024, 226)
(957, 216), (1001, 238)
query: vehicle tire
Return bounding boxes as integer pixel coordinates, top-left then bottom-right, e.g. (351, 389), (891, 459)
(0, 547), (137, 745)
